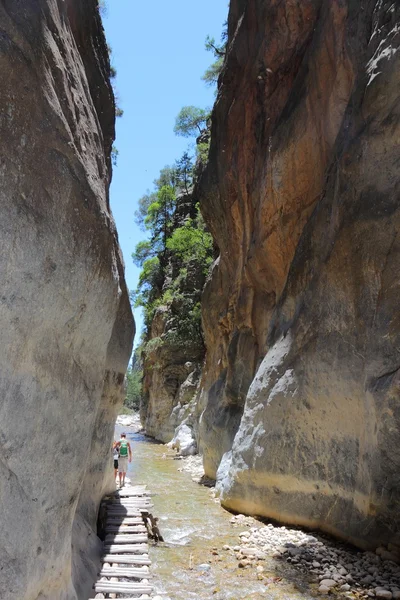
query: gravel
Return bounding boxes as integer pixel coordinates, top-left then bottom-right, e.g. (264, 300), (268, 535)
(225, 514), (400, 598)
(172, 451), (400, 598)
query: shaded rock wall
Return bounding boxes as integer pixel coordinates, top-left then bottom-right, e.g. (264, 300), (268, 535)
(142, 306), (202, 444)
(141, 192), (207, 445)
(0, 1), (134, 599)
(198, 0), (400, 549)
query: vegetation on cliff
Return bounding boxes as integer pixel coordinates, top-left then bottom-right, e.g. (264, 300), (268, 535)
(131, 152), (213, 354)
(125, 347), (143, 411)
(129, 25), (226, 418)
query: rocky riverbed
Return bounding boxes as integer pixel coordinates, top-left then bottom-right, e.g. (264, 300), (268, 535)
(176, 453), (400, 599)
(115, 413), (142, 430)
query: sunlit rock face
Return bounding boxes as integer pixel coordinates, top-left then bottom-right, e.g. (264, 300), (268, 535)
(198, 0), (400, 549)
(0, 1), (134, 598)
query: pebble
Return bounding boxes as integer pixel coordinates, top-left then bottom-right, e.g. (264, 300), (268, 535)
(341, 584), (351, 591)
(229, 513), (400, 598)
(320, 579), (337, 588)
(375, 589), (393, 599)
(239, 531), (251, 538)
(198, 563), (211, 571)
(256, 565), (264, 573)
(238, 559), (250, 568)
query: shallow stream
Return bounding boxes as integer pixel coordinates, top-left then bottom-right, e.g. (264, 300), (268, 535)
(117, 427), (317, 600)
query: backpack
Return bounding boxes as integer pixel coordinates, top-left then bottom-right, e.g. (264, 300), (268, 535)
(119, 440), (128, 457)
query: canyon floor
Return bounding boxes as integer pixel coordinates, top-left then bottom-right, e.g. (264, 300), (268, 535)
(110, 417), (400, 600)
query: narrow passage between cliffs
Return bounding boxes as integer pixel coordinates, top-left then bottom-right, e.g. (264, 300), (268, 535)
(101, 419), (400, 600)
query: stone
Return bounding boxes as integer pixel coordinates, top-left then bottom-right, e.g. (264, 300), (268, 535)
(375, 590), (393, 599)
(313, 561), (321, 568)
(318, 585), (330, 594)
(239, 531), (251, 538)
(341, 584), (351, 591)
(381, 552), (400, 565)
(288, 547), (303, 557)
(0, 1), (134, 599)
(319, 579), (337, 589)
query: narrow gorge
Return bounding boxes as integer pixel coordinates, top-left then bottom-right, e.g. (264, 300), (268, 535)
(2, 0), (400, 599)
(141, 0), (400, 554)
(0, 1), (133, 599)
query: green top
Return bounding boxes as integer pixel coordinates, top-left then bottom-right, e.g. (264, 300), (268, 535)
(119, 440), (129, 457)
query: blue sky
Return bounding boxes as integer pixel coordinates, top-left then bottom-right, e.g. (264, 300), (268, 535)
(102, 1), (229, 344)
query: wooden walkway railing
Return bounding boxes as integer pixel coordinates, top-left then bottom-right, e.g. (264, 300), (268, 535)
(93, 484), (161, 599)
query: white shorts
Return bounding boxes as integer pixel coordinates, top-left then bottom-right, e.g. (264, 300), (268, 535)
(118, 456), (128, 473)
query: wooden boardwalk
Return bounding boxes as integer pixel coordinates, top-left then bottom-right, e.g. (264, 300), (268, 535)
(93, 484), (160, 599)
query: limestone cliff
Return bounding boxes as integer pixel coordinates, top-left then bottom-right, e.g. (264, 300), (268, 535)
(198, 0), (400, 550)
(0, 2), (134, 599)
(141, 193), (206, 447)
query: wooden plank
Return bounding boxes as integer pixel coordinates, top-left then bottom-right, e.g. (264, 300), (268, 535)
(106, 510), (143, 517)
(105, 534), (148, 543)
(105, 525), (147, 533)
(99, 566), (149, 578)
(94, 582), (153, 594)
(107, 502), (154, 513)
(108, 502), (153, 508)
(106, 519), (144, 527)
(103, 544), (148, 553)
(107, 510), (152, 516)
(109, 493), (150, 499)
(117, 483), (147, 492)
(114, 487), (148, 496)
(110, 493), (149, 500)
(106, 517), (143, 524)
(107, 505), (153, 511)
(109, 495), (151, 502)
(113, 504), (153, 509)
(102, 554), (151, 565)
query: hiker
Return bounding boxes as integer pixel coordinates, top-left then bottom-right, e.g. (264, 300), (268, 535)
(112, 441), (119, 481)
(115, 432), (132, 488)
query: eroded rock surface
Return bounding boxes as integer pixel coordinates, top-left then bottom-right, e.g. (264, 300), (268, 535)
(198, 0), (400, 549)
(0, 2), (134, 599)
(142, 305), (202, 444)
(140, 192), (207, 444)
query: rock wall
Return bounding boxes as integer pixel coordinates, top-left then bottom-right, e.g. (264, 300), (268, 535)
(198, 0), (400, 550)
(142, 306), (202, 445)
(140, 192), (207, 446)
(0, 2), (134, 599)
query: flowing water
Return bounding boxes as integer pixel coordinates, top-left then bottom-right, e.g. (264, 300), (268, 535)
(115, 426), (317, 600)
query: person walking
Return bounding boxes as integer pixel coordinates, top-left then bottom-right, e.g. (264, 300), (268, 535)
(112, 441), (119, 482)
(115, 433), (132, 488)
